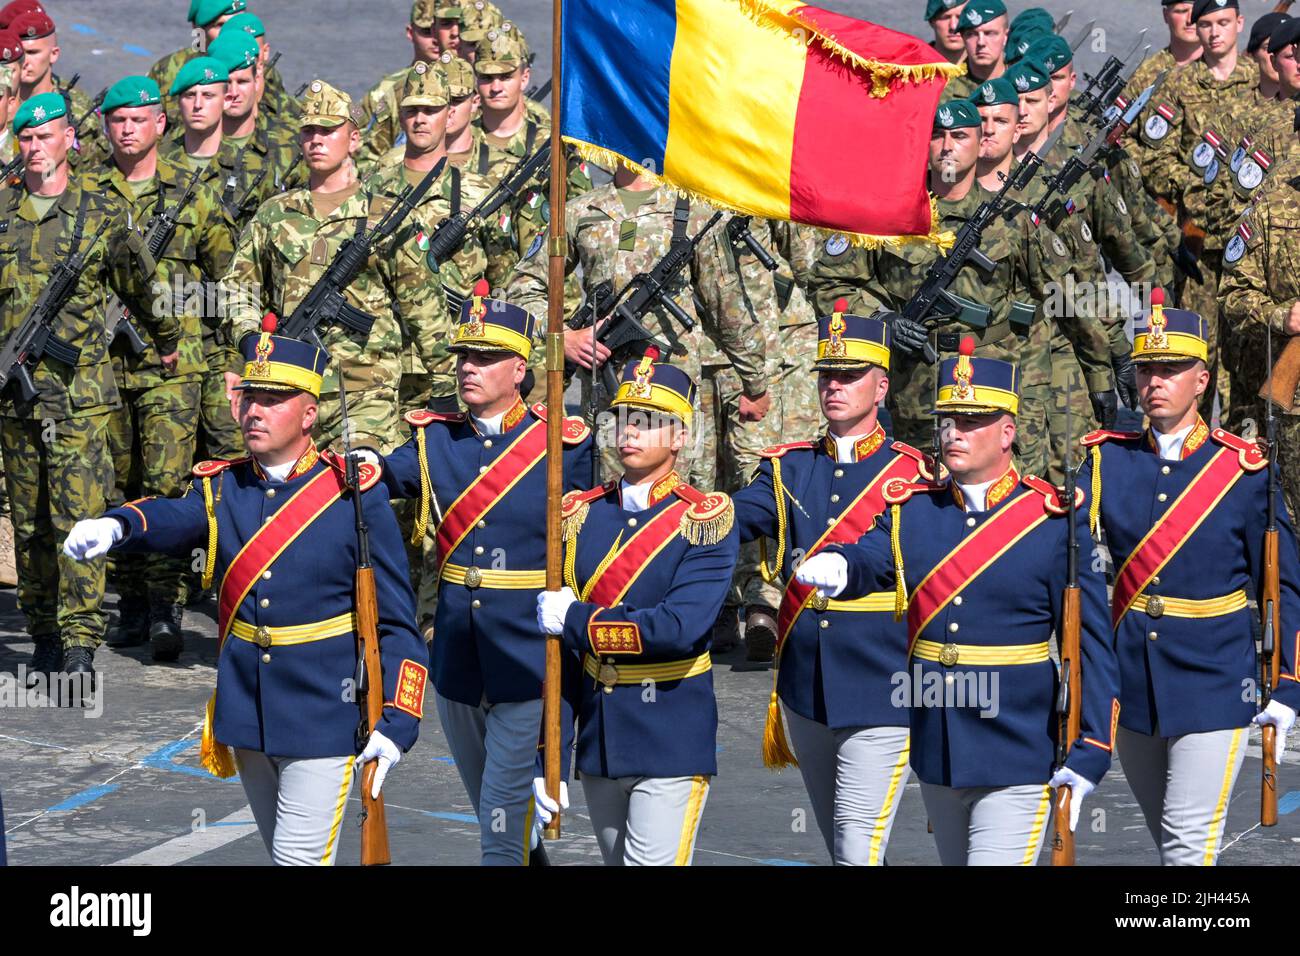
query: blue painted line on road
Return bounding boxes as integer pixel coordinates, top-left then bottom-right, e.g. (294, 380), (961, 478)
(70, 23), (97, 35)
(122, 43), (152, 57)
(48, 783), (119, 811)
(140, 738), (239, 781)
(430, 755), (456, 764)
(760, 858), (812, 866)
(1278, 790), (1300, 815)
(210, 820), (256, 828)
(395, 806), (478, 824)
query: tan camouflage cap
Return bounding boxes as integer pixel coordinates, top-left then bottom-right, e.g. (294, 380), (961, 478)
(474, 24), (526, 76)
(0, 63), (14, 94)
(400, 60), (449, 108)
(459, 0), (502, 43)
(440, 49), (475, 97)
(411, 0), (461, 27)
(300, 78), (358, 129)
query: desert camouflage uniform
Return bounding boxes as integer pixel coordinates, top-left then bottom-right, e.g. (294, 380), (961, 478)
(222, 183), (446, 454)
(1218, 177), (1300, 521)
(0, 184), (136, 651)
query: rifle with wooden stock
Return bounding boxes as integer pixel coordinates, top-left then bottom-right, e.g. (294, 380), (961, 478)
(1051, 390), (1083, 866)
(1260, 326), (1284, 826)
(340, 378), (391, 866)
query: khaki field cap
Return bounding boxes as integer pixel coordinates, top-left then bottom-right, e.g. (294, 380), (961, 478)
(300, 79), (357, 130)
(401, 61), (450, 108)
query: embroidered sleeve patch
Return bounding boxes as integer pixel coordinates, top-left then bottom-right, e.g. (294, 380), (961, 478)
(393, 659), (428, 718)
(588, 620), (643, 655)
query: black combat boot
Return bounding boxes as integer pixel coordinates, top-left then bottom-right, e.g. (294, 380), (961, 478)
(744, 604), (778, 664)
(149, 603), (184, 662)
(60, 645), (96, 706)
(27, 636), (62, 685)
(107, 596), (150, 647)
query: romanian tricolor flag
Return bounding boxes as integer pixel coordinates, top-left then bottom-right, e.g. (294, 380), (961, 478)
(560, 0), (961, 247)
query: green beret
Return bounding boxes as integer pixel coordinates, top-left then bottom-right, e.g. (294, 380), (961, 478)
(193, 0), (246, 28)
(924, 0), (963, 21)
(170, 55), (229, 95)
(102, 75), (162, 114)
(1006, 61), (1050, 94)
(934, 98), (982, 131)
(13, 90), (65, 134)
(187, 0), (202, 25)
(222, 11), (264, 38)
(206, 30), (259, 73)
(957, 0), (1007, 32)
(971, 76), (1020, 108)
(1024, 34), (1072, 73)
(1009, 7), (1055, 35)
(1006, 24), (1050, 63)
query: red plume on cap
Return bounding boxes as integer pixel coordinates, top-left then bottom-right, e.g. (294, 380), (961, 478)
(473, 278), (490, 297)
(261, 312), (277, 333)
(833, 297), (847, 313)
(1151, 287), (1165, 306)
(958, 336), (975, 357)
(644, 344), (661, 361)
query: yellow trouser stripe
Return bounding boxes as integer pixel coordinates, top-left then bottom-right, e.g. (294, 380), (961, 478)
(674, 775), (710, 866)
(1202, 726), (1245, 865)
(911, 640), (1050, 665)
(1132, 590), (1248, 618)
(322, 758), (356, 866)
(230, 612), (355, 646)
(824, 591), (898, 613)
(867, 738), (910, 866)
(522, 795), (535, 867)
(440, 563), (548, 589)
(1021, 785), (1052, 866)
(583, 652), (713, 684)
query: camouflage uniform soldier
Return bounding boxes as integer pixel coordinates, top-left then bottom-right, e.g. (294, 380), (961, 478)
(9, 8), (108, 169)
(148, 0), (246, 126)
(1133, 0), (1257, 420)
(459, 0), (504, 54)
(205, 29), (297, 156)
(161, 56), (301, 463)
(942, 0), (1011, 102)
(355, 0), (459, 170)
(219, 12), (299, 130)
(364, 61), (490, 411)
(926, 0), (970, 68)
(505, 171), (767, 489)
(810, 99), (1112, 479)
(0, 94), (143, 683)
(442, 52), (486, 174)
(1126, 0), (1205, 114)
(88, 76), (236, 659)
(222, 80), (445, 454)
(1218, 177), (1300, 521)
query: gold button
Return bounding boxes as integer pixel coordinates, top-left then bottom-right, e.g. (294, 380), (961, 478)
(471, 599), (481, 609)
(1146, 595), (1165, 618)
(830, 494), (840, 503)
(628, 518), (638, 527)
(477, 520), (486, 529)
(953, 596), (963, 606)
(598, 661), (619, 689)
(255, 626), (271, 648)
(966, 517), (976, 527)
(1148, 631), (1158, 641)
(261, 570), (272, 580)
(949, 622), (959, 633)
(261, 653), (271, 663)
(483, 439), (493, 449)
(819, 619), (829, 629)
(464, 566), (482, 589)
(260, 598), (269, 608)
(939, 643), (959, 666)
(833, 469), (844, 478)
(1161, 465), (1171, 475)
(1157, 493), (1168, 502)
(811, 591), (829, 612)
(265, 488), (276, 498)
(474, 545), (484, 555)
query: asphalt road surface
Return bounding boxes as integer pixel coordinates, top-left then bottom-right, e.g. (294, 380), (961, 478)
(3, 1), (1298, 867)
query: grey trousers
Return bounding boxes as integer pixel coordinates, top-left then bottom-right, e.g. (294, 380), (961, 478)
(234, 749), (356, 866)
(783, 707), (912, 865)
(581, 773), (711, 865)
(436, 691), (542, 866)
(919, 782), (1053, 866)
(1117, 725), (1248, 866)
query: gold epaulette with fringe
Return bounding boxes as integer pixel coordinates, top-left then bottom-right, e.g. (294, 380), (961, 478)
(561, 482), (615, 542)
(672, 484), (734, 546)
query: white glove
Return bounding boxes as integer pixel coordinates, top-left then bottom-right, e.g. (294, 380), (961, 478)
(794, 552), (848, 599)
(63, 517), (122, 561)
(355, 730), (401, 799)
(1049, 766), (1095, 833)
(537, 587), (577, 636)
(532, 776), (569, 826)
(1254, 699), (1297, 764)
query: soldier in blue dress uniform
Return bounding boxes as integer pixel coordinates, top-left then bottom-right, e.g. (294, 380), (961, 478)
(796, 341), (1121, 865)
(731, 302), (934, 865)
(65, 316), (427, 865)
(1079, 291), (1300, 865)
(535, 353), (738, 865)
(381, 285), (592, 865)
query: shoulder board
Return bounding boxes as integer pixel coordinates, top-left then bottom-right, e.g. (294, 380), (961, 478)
(191, 457), (248, 478)
(1081, 429), (1142, 447)
(561, 482), (613, 518)
(1211, 428), (1268, 471)
(672, 484), (735, 546)
(890, 441), (948, 481)
(404, 408), (466, 428)
(1022, 475), (1085, 515)
(320, 451), (384, 491)
(528, 403), (591, 444)
(759, 441), (816, 459)
(882, 477), (946, 505)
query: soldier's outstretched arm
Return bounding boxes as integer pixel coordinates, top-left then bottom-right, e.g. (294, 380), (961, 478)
(65, 476), (212, 562)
